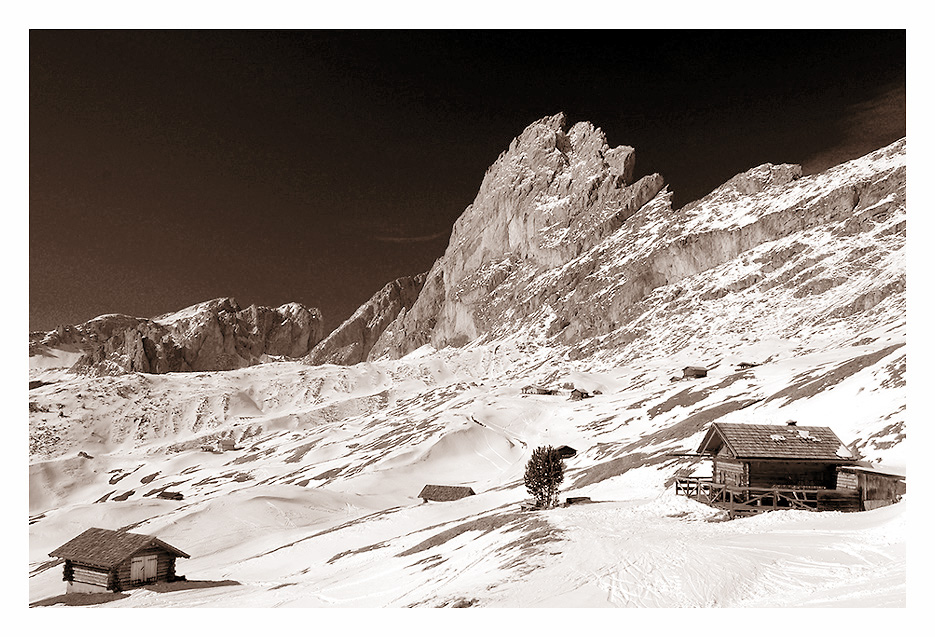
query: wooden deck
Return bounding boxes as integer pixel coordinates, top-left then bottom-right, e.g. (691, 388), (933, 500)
(675, 476), (860, 517)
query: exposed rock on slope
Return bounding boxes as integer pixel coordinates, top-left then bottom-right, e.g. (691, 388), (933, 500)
(30, 298), (324, 375)
(370, 113), (905, 362)
(306, 273), (426, 366)
(371, 113), (665, 357)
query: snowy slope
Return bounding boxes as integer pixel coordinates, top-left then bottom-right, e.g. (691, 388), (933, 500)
(28, 335), (906, 606)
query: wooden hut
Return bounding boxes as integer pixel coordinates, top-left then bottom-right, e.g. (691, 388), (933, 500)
(555, 445), (577, 459)
(522, 385), (557, 395)
(675, 422), (875, 516)
(569, 388), (591, 401)
(49, 527), (189, 594)
(698, 422), (856, 488)
(682, 366), (708, 379)
(418, 485), (476, 503)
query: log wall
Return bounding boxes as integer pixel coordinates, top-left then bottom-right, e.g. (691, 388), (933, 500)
(714, 459), (746, 486)
(71, 563), (110, 588)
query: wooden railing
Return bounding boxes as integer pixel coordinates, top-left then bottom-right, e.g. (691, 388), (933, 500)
(674, 477), (829, 516)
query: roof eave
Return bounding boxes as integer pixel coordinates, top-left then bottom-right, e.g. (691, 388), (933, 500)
(697, 423), (737, 456)
(731, 455), (855, 462)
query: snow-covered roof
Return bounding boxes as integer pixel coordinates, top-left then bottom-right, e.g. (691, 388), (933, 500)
(836, 464), (906, 478)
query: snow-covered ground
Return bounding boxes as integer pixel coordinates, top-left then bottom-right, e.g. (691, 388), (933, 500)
(28, 334), (907, 609)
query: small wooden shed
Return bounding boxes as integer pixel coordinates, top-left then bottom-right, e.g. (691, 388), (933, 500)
(835, 464), (906, 510)
(555, 445), (577, 459)
(522, 385), (557, 395)
(418, 485), (476, 503)
(49, 527), (189, 594)
(683, 366), (708, 379)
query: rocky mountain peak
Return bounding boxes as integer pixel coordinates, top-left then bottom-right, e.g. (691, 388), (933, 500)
(367, 116), (905, 363)
(31, 297), (324, 376)
(369, 115), (666, 357)
(306, 273), (426, 366)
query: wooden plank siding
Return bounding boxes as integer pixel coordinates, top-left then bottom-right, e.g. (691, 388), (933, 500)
(816, 490), (861, 512)
(836, 471), (859, 490)
(746, 460), (839, 489)
(114, 549), (175, 589)
(859, 472), (903, 503)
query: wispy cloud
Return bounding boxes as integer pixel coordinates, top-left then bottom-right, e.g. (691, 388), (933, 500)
(371, 230), (449, 244)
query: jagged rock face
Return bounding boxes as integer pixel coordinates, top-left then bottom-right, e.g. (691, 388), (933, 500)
(548, 140), (906, 360)
(370, 113), (905, 362)
(306, 273), (426, 366)
(370, 113), (665, 357)
(30, 298), (324, 375)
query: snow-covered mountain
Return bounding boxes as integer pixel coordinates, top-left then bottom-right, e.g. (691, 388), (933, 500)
(305, 273), (426, 366)
(29, 297), (324, 376)
(371, 113), (904, 361)
(28, 115), (906, 607)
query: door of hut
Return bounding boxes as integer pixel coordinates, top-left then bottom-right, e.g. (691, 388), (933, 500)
(131, 554), (158, 584)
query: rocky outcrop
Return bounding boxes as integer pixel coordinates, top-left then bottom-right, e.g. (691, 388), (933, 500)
(306, 273), (426, 366)
(368, 113), (906, 361)
(370, 113), (665, 358)
(30, 298), (324, 375)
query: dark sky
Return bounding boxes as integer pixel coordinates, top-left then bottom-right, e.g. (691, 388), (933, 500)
(29, 30), (906, 334)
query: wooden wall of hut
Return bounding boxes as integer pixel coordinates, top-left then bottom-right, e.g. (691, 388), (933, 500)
(113, 548), (176, 590)
(746, 460), (839, 489)
(859, 472), (905, 510)
(713, 459), (746, 486)
(69, 562), (110, 590)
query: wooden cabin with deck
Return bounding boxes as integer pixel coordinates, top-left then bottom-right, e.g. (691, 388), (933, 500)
(675, 422), (904, 517)
(49, 527), (189, 594)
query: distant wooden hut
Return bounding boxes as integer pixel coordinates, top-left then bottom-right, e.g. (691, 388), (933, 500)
(418, 485), (476, 503)
(49, 527), (189, 594)
(218, 438), (238, 452)
(555, 445), (577, 459)
(682, 366), (708, 379)
(569, 388), (591, 400)
(674, 422), (898, 516)
(522, 385), (557, 395)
